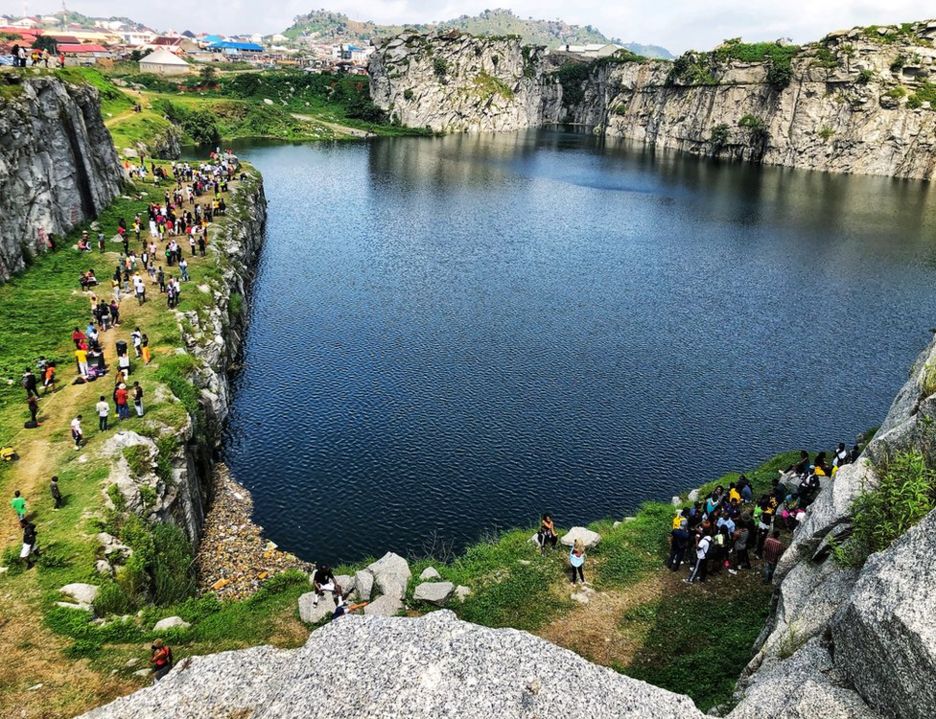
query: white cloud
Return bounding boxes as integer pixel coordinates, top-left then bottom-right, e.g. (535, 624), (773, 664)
(8, 0), (933, 53)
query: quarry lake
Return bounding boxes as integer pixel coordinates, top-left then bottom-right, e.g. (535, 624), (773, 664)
(226, 129), (936, 564)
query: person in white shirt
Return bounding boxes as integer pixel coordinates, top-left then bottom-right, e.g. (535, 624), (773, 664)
(70, 415), (84, 448)
(95, 395), (109, 431)
(118, 353), (131, 377)
(131, 328), (143, 358)
(685, 533), (711, 584)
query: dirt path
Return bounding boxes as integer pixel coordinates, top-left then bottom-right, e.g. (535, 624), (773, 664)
(537, 570), (675, 667)
(290, 113), (375, 139)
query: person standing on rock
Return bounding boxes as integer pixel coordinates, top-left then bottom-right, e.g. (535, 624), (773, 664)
(150, 639), (173, 681)
(569, 538), (587, 586)
(50, 476), (63, 510)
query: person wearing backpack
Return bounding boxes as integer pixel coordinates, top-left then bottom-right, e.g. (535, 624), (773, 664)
(685, 531), (711, 584)
(150, 639), (173, 681)
(22, 368), (39, 399)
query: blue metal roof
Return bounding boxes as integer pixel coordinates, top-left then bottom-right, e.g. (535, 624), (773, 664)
(210, 41), (263, 51)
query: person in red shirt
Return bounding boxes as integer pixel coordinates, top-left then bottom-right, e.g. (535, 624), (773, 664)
(71, 327), (86, 349)
(115, 384), (130, 421)
(761, 530), (785, 584)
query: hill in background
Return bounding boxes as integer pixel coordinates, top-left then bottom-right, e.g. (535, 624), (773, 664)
(282, 8), (673, 58)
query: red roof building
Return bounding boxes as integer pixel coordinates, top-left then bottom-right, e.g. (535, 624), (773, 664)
(58, 44), (108, 54)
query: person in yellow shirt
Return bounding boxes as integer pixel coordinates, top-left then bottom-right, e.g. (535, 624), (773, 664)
(728, 483), (741, 504)
(74, 348), (89, 378)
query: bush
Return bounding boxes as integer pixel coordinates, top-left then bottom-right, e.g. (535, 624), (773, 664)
(155, 99), (221, 147)
(837, 451), (936, 567)
(403, 88), (414, 101)
(152, 524), (196, 605)
(710, 123), (730, 149)
(818, 126), (835, 141)
(94, 580), (135, 616)
(890, 55), (906, 73)
(857, 69), (874, 84)
(433, 57), (449, 78)
(557, 62), (592, 106)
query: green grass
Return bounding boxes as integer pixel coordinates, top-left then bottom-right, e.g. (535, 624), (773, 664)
(471, 72), (514, 100)
(619, 580), (771, 712)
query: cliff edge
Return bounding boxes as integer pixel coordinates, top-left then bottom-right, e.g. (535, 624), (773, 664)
(0, 74), (123, 280)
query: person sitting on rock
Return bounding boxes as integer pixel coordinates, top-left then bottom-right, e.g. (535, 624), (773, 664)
(150, 639), (173, 682)
(311, 564), (341, 607)
(536, 514), (558, 555)
(332, 590), (368, 620)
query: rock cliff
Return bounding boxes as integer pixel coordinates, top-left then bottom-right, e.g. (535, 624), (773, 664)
(78, 610), (706, 719)
(100, 174), (267, 547)
(0, 75), (123, 280)
(370, 21), (936, 180)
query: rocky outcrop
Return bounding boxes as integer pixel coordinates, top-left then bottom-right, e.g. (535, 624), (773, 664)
(370, 21), (936, 180)
(728, 332), (936, 719)
(0, 75), (123, 280)
(77, 610), (706, 719)
(369, 32), (561, 132)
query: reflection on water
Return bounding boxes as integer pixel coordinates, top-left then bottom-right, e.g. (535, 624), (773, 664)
(225, 130), (936, 565)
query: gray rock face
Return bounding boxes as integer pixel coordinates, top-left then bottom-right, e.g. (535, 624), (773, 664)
(366, 552), (412, 600)
(413, 581), (455, 605)
(729, 638), (879, 719)
(370, 27), (936, 180)
(0, 75), (122, 281)
(832, 508), (936, 718)
(77, 611), (706, 719)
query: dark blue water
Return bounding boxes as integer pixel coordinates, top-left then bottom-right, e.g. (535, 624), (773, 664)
(225, 130), (936, 564)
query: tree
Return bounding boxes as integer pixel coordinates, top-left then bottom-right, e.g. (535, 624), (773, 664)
(33, 35), (58, 54)
(198, 64), (217, 86)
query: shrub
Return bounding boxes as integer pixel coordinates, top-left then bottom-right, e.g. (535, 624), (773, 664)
(94, 580), (136, 616)
(738, 114), (768, 141)
(403, 88), (414, 101)
(710, 123), (730, 149)
(890, 54), (906, 73)
(613, 103), (628, 116)
(813, 47), (839, 69)
(857, 69), (874, 84)
(818, 126), (835, 141)
(124, 445), (152, 478)
(433, 57), (449, 78)
(907, 94), (923, 109)
(837, 450), (936, 567)
(887, 85), (907, 99)
(557, 62), (592, 106)
(152, 524), (196, 605)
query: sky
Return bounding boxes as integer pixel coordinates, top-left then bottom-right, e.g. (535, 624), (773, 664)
(2, 0), (932, 53)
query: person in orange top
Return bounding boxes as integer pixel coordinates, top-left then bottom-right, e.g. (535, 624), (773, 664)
(42, 364), (55, 394)
(150, 639), (173, 682)
(141, 333), (151, 365)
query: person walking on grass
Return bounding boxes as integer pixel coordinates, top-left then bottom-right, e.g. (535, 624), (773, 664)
(71, 415), (84, 448)
(22, 368), (39, 399)
(569, 538), (587, 586)
(75, 347), (89, 379)
(27, 395), (39, 427)
(131, 328), (143, 358)
(50, 476), (62, 510)
(133, 382), (144, 417)
(20, 518), (39, 569)
(179, 257), (190, 282)
(141, 334), (151, 365)
(43, 363), (56, 394)
(10, 490), (26, 521)
(96, 395), (109, 431)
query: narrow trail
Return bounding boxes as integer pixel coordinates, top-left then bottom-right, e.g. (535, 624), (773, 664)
(0, 175), (236, 719)
(290, 113), (375, 138)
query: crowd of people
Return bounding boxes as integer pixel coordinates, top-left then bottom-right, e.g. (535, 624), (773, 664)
(6, 153), (243, 680)
(670, 446), (859, 584)
(8, 43), (64, 69)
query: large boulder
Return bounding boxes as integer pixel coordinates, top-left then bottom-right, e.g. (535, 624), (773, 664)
(729, 638), (879, 719)
(560, 527), (601, 550)
(363, 593), (403, 617)
(832, 508), (936, 719)
(353, 569), (374, 601)
(60, 583), (99, 606)
(153, 616), (191, 633)
(366, 552), (411, 600)
(298, 592), (334, 624)
(77, 611), (707, 719)
(413, 581), (455, 606)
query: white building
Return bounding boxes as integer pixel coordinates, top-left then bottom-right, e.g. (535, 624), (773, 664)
(139, 48), (191, 76)
(561, 43), (622, 59)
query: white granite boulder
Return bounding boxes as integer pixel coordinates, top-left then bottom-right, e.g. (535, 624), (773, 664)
(60, 583), (99, 605)
(366, 552), (411, 600)
(419, 566), (441, 581)
(560, 527), (601, 550)
(413, 581), (454, 606)
(298, 592), (334, 624)
(354, 570), (374, 601)
(362, 593), (403, 617)
(153, 616), (191, 632)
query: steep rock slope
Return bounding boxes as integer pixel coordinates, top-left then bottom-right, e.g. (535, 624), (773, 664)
(370, 21), (936, 179)
(78, 610), (706, 719)
(0, 75), (123, 280)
